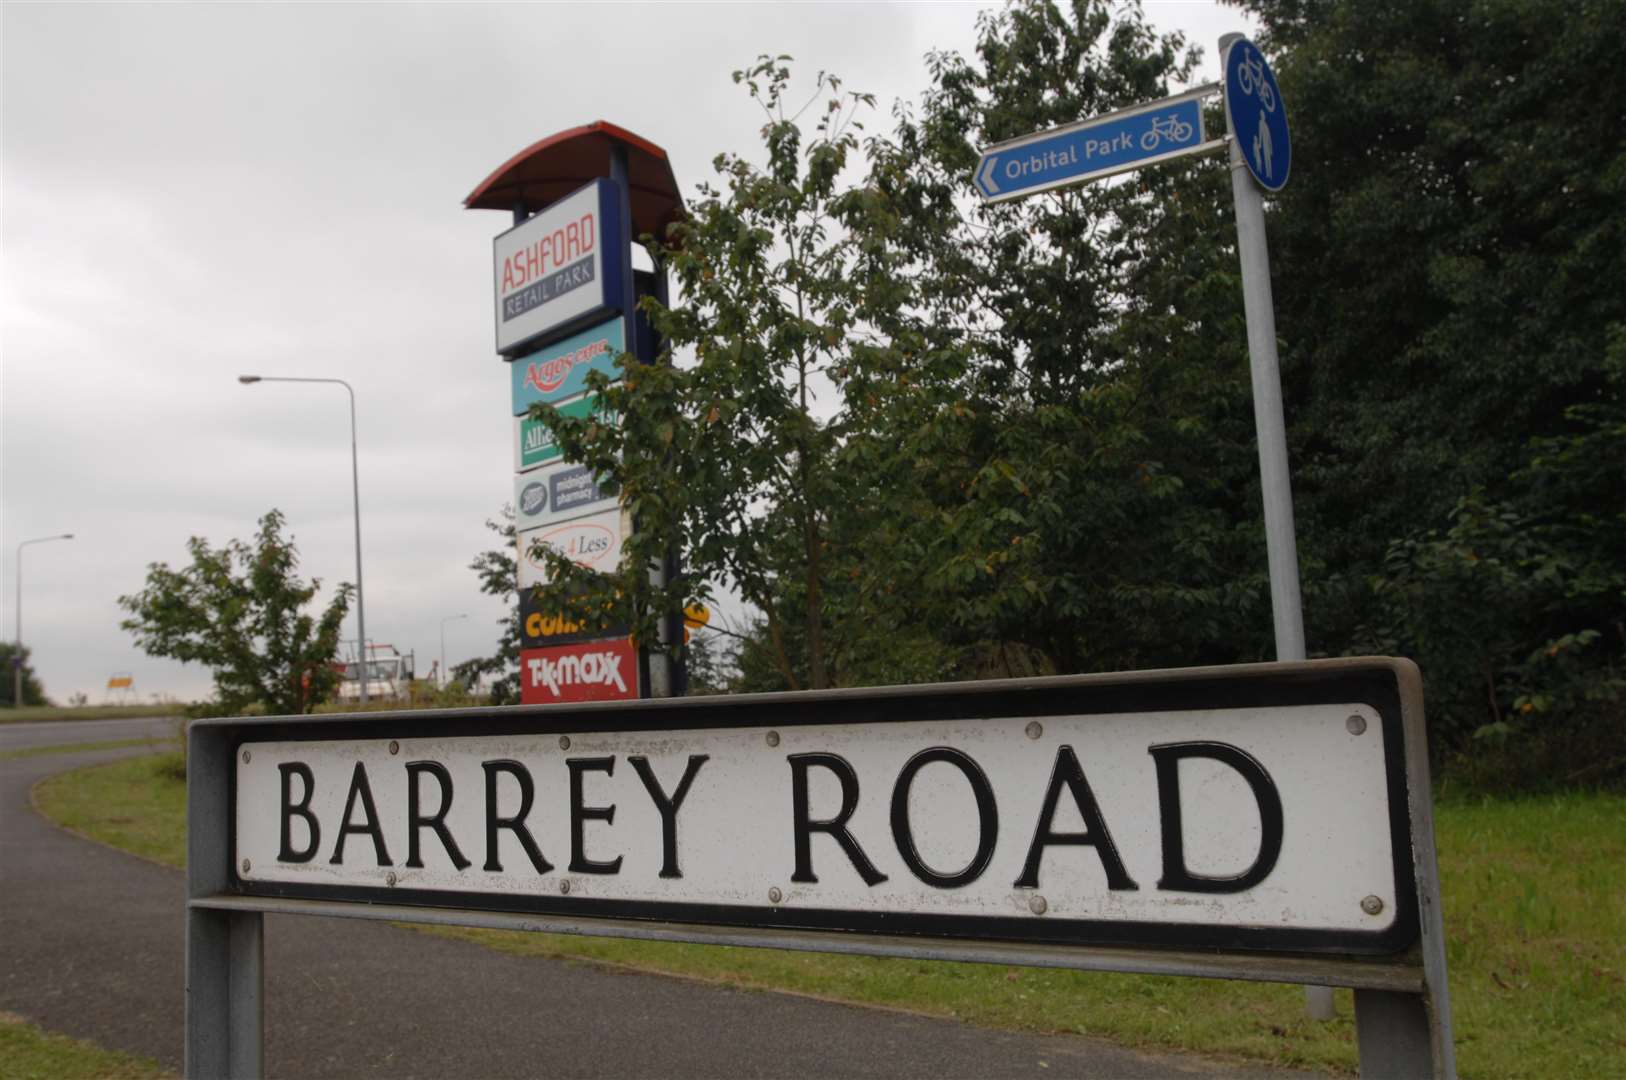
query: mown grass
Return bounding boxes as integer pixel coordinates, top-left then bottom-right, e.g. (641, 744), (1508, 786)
(33, 753), (188, 868)
(0, 703), (188, 725)
(0, 737), (174, 762)
(0, 1011), (171, 1079)
(34, 751), (1626, 1078)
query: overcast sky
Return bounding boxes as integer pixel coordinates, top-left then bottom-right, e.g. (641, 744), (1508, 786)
(2, 1), (1252, 705)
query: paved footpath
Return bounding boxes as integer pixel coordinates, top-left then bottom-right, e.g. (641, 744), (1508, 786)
(1, 742), (1323, 1079)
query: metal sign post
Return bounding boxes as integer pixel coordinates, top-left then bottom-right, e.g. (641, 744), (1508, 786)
(185, 659), (1453, 1078)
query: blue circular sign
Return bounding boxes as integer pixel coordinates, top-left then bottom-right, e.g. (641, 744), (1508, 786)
(1225, 38), (1291, 191)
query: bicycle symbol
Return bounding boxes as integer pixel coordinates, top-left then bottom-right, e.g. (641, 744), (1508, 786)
(1140, 113), (1195, 151)
(1235, 47), (1277, 112)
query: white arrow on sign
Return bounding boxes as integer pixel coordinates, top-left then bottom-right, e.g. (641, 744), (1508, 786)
(974, 153), (1001, 196)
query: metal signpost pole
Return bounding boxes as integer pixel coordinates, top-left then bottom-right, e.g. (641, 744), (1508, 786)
(609, 143), (672, 700)
(1216, 31), (1327, 1021)
(13, 534), (74, 708)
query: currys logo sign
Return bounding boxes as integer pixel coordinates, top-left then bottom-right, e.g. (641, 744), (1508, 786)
(516, 507), (628, 589)
(511, 317), (625, 414)
(493, 178), (624, 356)
(519, 639), (639, 704)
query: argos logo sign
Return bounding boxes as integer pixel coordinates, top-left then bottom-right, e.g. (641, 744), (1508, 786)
(511, 317), (625, 414)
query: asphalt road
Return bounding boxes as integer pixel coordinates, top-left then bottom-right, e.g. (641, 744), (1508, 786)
(0, 713), (181, 751)
(0, 745), (1324, 1079)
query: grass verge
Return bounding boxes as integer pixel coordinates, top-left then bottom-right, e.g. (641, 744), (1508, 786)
(33, 752), (1626, 1078)
(33, 753), (188, 868)
(0, 703), (188, 725)
(0, 738), (175, 762)
(0, 1010), (171, 1079)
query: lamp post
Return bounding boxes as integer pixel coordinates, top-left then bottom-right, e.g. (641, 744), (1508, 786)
(14, 533), (74, 708)
(439, 613), (468, 689)
(238, 375), (368, 703)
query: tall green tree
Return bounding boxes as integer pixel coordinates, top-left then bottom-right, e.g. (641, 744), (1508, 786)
(452, 510), (522, 705)
(1235, 0), (1626, 765)
(0, 642), (49, 707)
(847, 0), (1273, 677)
(530, 57), (885, 691)
(119, 510), (352, 715)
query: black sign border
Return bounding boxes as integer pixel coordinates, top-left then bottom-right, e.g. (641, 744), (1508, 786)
(214, 661), (1421, 957)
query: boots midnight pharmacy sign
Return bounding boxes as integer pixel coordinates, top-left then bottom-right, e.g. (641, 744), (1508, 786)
(493, 179), (626, 356)
(218, 660), (1429, 957)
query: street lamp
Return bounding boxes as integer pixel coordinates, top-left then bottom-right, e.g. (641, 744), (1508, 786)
(14, 533), (74, 708)
(440, 613), (468, 689)
(238, 374), (369, 703)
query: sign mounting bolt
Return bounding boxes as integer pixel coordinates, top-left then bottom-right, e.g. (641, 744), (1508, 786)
(389, 740), (400, 755)
(768, 887), (783, 904)
(241, 749), (251, 764)
(1361, 894), (1384, 916)
(559, 736), (571, 751)
(1346, 715), (1367, 736)
(386, 872), (398, 887)
(241, 859), (250, 874)
(1025, 721), (1043, 740)
(765, 731), (780, 748)
(1029, 895), (1048, 915)
(560, 880), (571, 895)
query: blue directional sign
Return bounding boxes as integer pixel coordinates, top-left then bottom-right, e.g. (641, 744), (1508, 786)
(1224, 38), (1291, 191)
(973, 86), (1218, 203)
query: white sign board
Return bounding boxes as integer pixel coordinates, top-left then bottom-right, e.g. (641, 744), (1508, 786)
(230, 671), (1419, 954)
(516, 506), (630, 588)
(493, 179), (623, 356)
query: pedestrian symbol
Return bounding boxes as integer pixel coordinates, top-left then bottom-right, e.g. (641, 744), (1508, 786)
(1224, 39), (1291, 191)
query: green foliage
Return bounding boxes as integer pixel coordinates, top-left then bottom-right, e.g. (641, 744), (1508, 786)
(117, 510), (352, 716)
(0, 642), (49, 707)
(837, 0), (1275, 677)
(451, 510), (521, 705)
(1236, 0), (1626, 775)
(529, 56), (884, 690)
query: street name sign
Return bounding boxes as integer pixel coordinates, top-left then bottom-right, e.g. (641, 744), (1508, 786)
(216, 660), (1432, 956)
(192, 659), (1454, 1076)
(1224, 37), (1291, 192)
(493, 180), (625, 356)
(974, 85), (1221, 203)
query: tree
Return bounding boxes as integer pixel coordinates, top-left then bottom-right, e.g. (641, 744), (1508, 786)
(451, 510), (522, 705)
(0, 642), (49, 707)
(119, 510), (352, 715)
(841, 0), (1274, 677)
(529, 57), (885, 691)
(1234, 0), (1626, 769)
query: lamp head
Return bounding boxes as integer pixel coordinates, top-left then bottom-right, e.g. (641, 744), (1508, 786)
(237, 375), (261, 384)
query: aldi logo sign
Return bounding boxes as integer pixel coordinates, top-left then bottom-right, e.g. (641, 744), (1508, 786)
(520, 639), (639, 704)
(493, 179), (624, 355)
(510, 317), (625, 415)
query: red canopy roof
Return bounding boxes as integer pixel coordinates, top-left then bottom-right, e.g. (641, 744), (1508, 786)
(465, 121), (683, 240)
